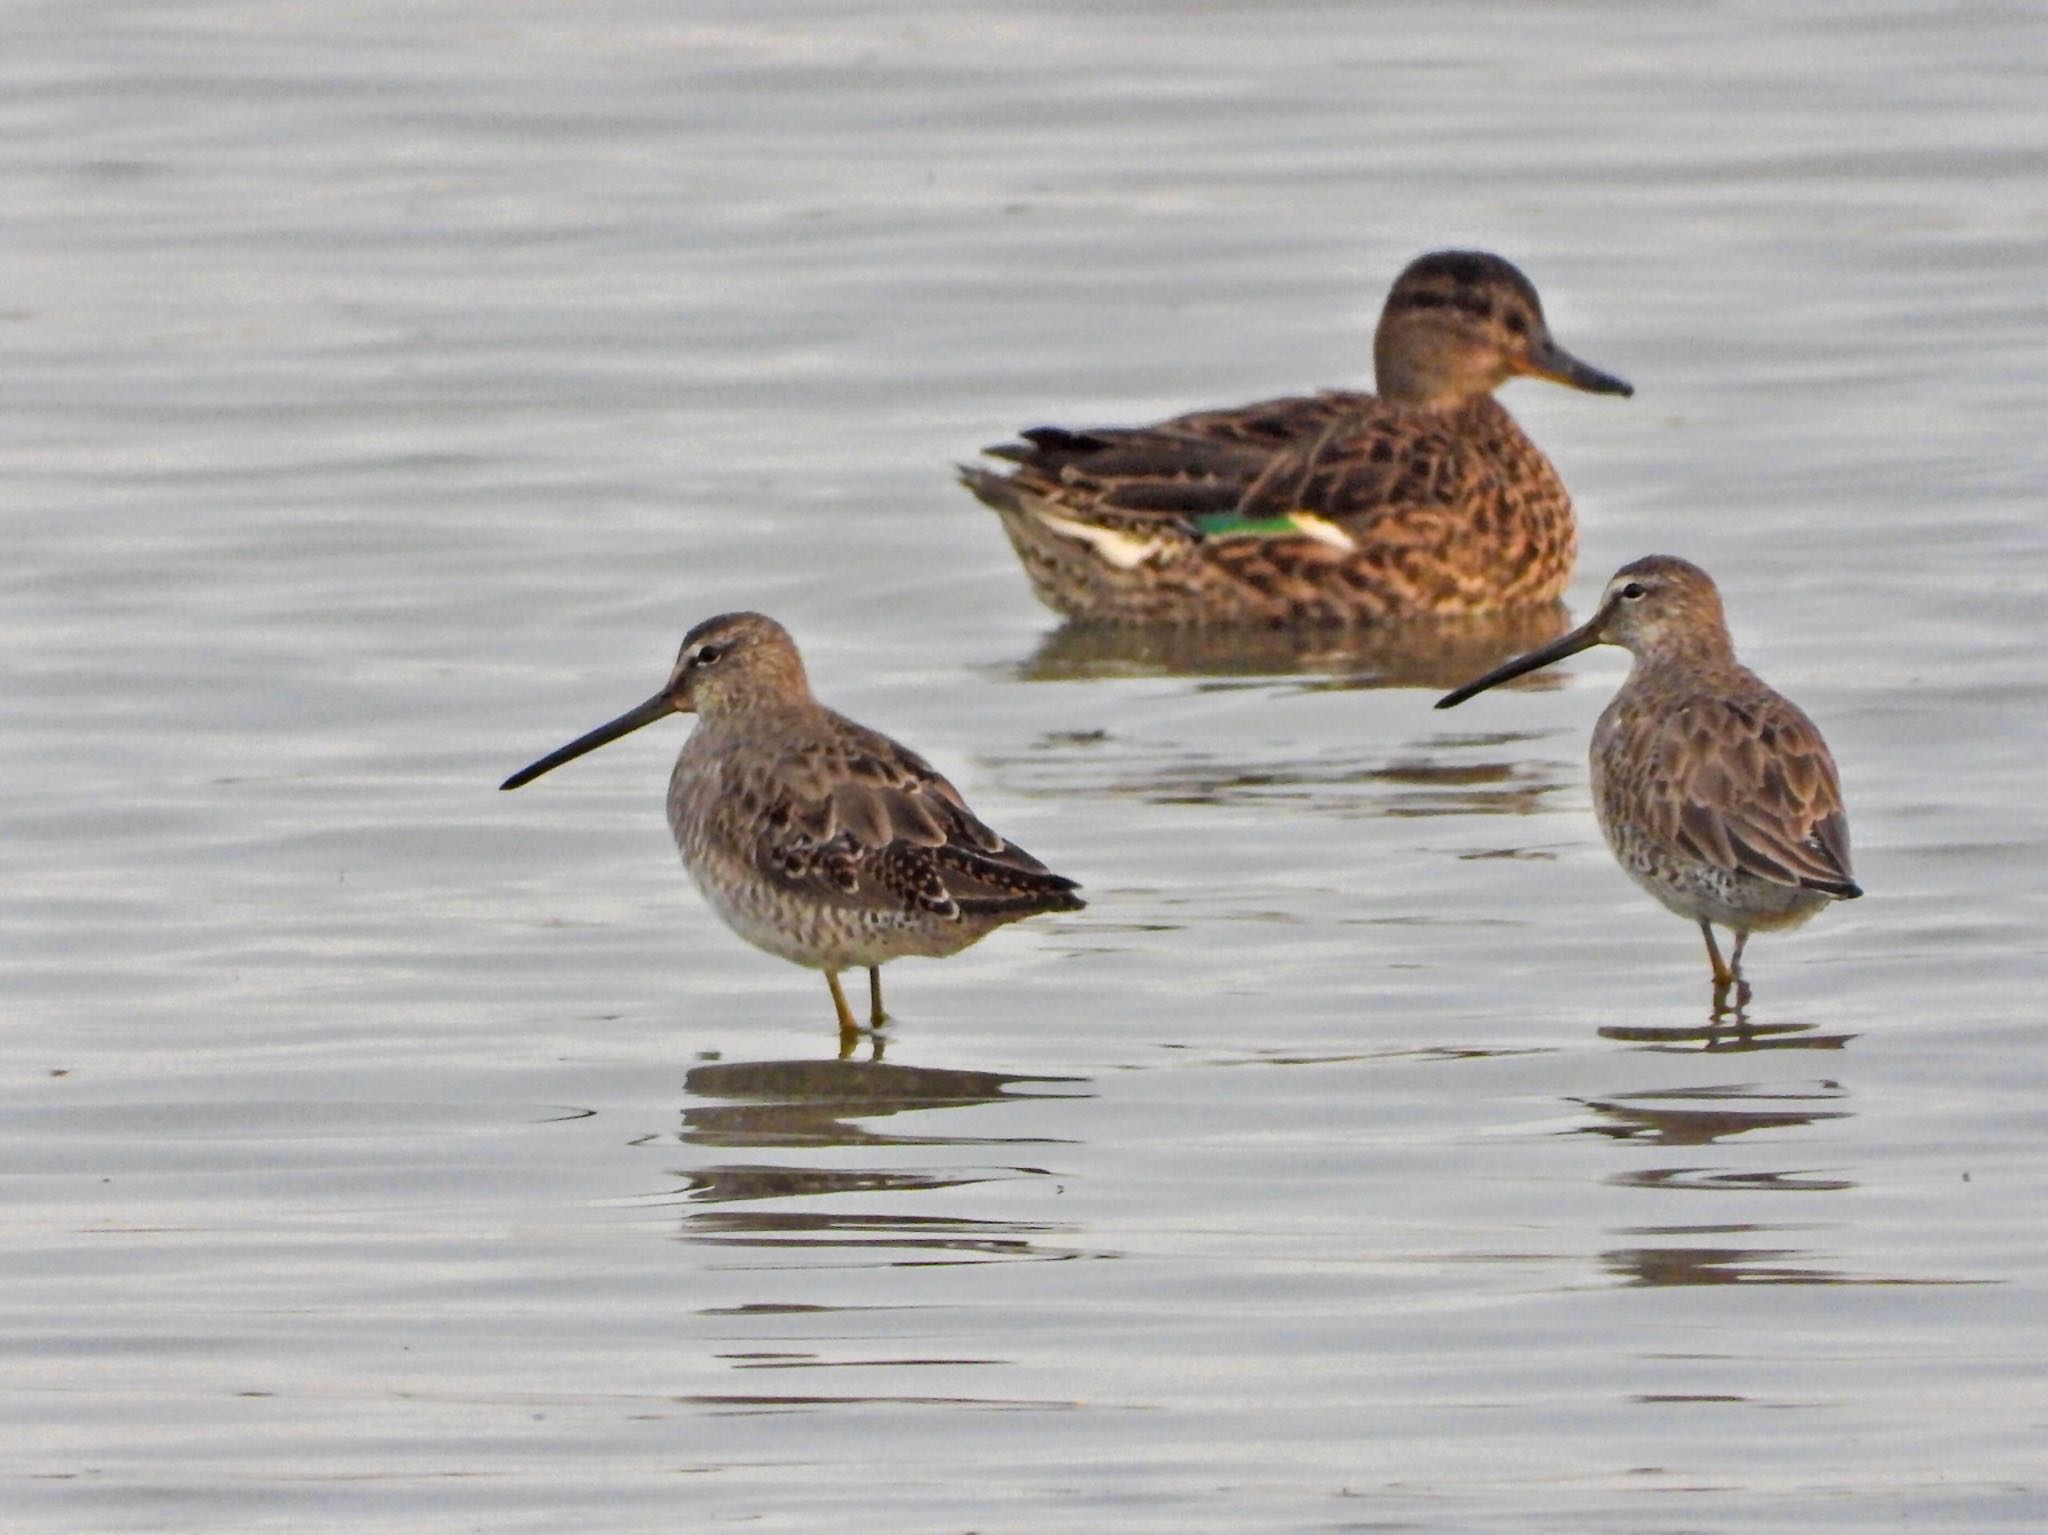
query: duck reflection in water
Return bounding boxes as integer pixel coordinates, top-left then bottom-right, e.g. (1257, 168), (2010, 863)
(1016, 601), (1574, 690)
(994, 605), (1576, 822)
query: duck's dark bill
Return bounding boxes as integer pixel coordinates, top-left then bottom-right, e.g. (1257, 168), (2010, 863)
(501, 692), (677, 790)
(1525, 337), (1633, 398)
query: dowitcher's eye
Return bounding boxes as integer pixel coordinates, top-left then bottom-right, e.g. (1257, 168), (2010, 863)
(694, 643), (725, 666)
(1619, 582), (1647, 601)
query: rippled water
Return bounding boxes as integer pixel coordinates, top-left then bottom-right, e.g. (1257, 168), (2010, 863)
(7, 2), (2047, 1529)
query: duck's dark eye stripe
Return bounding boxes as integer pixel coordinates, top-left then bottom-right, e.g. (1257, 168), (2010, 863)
(1396, 290), (1451, 313)
(1391, 289), (1494, 322)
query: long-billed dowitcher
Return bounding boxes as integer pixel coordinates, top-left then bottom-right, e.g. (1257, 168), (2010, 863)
(960, 250), (1632, 627)
(1435, 557), (1860, 1012)
(502, 613), (1083, 1046)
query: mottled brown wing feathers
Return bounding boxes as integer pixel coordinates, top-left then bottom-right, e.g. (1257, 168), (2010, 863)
(977, 392), (1374, 528)
(979, 391), (1482, 548)
(1239, 412), (1466, 533)
(1110, 391), (1369, 450)
(749, 716), (1082, 920)
(1809, 810), (1856, 893)
(1659, 684), (1860, 897)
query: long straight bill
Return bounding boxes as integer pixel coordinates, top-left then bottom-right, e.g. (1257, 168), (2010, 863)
(1434, 607), (1610, 710)
(501, 693), (677, 790)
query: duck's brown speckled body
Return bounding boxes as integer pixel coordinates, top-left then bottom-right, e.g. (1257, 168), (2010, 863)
(963, 250), (1632, 628)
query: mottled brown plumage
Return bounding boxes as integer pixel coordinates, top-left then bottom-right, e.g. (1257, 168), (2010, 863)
(1437, 557), (1860, 1012)
(962, 250), (1632, 627)
(502, 614), (1082, 1044)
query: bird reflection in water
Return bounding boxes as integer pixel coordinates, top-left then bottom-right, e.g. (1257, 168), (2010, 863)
(1015, 602), (1574, 691)
(1571, 1080), (1850, 1147)
(670, 1055), (1100, 1268)
(1602, 1240), (1979, 1288)
(1563, 1080), (1949, 1288)
(681, 1056), (1086, 1149)
(1564, 1080), (1859, 1203)
(1602, 1239), (1852, 1287)
(1598, 1015), (1857, 1051)
(1574, 1079), (1855, 1195)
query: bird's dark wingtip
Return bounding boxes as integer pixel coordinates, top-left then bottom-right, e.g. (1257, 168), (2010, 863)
(1037, 875), (1086, 915)
(1804, 875), (1864, 900)
(959, 463), (1025, 513)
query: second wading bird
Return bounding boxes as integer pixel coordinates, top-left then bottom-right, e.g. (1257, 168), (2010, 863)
(502, 613), (1083, 1047)
(1435, 557), (1861, 1014)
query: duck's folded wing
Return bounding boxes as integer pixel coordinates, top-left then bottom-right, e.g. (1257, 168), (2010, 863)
(1232, 408), (1463, 532)
(975, 393), (1369, 526)
(989, 392), (1364, 466)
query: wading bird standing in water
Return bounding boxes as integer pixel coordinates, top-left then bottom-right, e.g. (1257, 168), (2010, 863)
(1436, 557), (1860, 1015)
(503, 613), (1083, 1051)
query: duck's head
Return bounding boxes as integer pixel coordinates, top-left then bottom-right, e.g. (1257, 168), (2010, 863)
(1374, 250), (1633, 408)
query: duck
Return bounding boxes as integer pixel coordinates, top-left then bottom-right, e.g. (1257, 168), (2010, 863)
(961, 249), (1632, 627)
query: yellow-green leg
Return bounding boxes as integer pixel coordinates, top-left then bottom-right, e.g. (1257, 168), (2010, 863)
(824, 969), (860, 1054)
(867, 966), (890, 1029)
(1698, 920), (1732, 987)
(1700, 921), (1737, 1018)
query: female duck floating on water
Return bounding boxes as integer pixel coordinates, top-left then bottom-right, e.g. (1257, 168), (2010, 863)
(1437, 557), (1860, 1015)
(961, 249), (1632, 627)
(502, 613), (1083, 1049)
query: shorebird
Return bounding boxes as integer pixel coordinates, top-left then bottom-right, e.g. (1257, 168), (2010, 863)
(1435, 556), (1860, 1013)
(960, 249), (1632, 627)
(502, 613), (1083, 1046)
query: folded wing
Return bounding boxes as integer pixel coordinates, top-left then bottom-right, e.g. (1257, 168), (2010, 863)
(747, 717), (1084, 921)
(1653, 684), (1861, 899)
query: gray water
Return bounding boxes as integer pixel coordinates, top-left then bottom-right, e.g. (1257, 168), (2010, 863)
(6, 2), (2047, 1530)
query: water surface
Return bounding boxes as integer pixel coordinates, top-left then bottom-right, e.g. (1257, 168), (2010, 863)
(5, 2), (2046, 1530)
